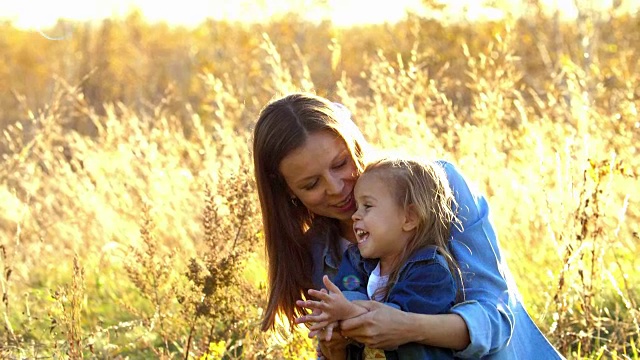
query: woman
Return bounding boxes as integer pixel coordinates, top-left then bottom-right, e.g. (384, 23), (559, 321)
(252, 92), (563, 359)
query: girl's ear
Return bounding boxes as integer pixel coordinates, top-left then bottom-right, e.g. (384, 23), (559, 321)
(402, 204), (419, 232)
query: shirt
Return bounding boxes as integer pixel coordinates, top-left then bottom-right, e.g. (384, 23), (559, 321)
(366, 262), (387, 301)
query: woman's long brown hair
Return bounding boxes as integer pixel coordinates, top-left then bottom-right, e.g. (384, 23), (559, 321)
(252, 93), (367, 330)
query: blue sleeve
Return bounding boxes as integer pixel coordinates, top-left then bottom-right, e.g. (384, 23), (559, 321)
(439, 161), (516, 358)
(385, 260), (456, 315)
(333, 248), (368, 298)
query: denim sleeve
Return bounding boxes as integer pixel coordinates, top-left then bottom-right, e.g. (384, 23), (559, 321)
(385, 261), (456, 315)
(343, 291), (370, 301)
(440, 161), (515, 358)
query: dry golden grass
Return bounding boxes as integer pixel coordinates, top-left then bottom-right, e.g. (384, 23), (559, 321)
(0, 10), (639, 359)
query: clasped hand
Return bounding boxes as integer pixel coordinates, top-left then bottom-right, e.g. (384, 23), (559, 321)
(295, 275), (366, 341)
(296, 275), (412, 353)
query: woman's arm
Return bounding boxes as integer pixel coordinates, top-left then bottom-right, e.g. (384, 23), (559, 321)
(441, 161), (515, 357)
(340, 302), (470, 350)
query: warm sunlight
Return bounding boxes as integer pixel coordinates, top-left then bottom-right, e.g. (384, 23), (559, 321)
(325, 0), (424, 26)
(4, 0), (638, 30)
(1, 0), (423, 29)
(2, 0), (639, 357)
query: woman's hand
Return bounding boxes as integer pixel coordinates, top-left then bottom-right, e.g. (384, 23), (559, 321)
(317, 328), (350, 360)
(339, 300), (413, 350)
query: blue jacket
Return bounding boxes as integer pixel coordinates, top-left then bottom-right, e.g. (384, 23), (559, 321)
(310, 161), (564, 359)
(336, 244), (456, 359)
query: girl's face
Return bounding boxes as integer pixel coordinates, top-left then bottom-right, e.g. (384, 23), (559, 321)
(351, 172), (414, 273)
(279, 130), (358, 224)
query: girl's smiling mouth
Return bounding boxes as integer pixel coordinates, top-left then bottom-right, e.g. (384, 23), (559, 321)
(354, 228), (369, 243)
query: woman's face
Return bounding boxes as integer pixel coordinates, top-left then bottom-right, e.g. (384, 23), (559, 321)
(279, 130), (358, 223)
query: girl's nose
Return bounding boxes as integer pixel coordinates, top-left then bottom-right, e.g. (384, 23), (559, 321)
(352, 208), (361, 221)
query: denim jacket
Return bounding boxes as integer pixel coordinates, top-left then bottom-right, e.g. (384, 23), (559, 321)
(310, 161), (564, 359)
(337, 245), (456, 359)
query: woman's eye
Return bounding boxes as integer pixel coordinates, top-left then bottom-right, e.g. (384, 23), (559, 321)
(303, 180), (318, 190)
(333, 159), (347, 169)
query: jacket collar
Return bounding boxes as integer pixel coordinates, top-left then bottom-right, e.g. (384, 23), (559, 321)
(347, 244), (441, 275)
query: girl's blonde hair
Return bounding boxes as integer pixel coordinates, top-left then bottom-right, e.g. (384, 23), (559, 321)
(362, 157), (463, 301)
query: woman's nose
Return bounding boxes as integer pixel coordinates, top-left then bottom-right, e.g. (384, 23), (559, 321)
(325, 174), (343, 195)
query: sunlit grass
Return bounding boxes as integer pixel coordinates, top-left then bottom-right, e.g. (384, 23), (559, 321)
(1, 10), (639, 359)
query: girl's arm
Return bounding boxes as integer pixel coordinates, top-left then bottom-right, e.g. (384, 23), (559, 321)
(383, 253), (456, 315)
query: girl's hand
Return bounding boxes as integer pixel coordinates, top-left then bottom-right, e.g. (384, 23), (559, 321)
(295, 288), (331, 330)
(296, 275), (363, 329)
(309, 321), (339, 341)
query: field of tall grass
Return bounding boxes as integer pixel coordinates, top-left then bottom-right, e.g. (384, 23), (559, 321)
(0, 5), (639, 359)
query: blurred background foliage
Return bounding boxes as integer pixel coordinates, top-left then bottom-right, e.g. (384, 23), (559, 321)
(0, 0), (639, 358)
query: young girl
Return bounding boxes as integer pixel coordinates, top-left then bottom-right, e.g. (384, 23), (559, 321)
(296, 157), (461, 359)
